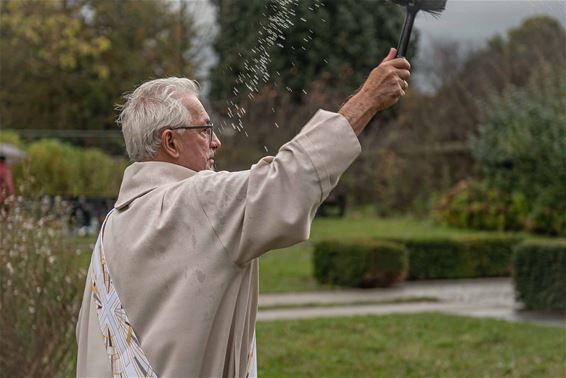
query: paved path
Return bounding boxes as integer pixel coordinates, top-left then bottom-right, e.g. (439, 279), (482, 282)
(258, 278), (566, 327)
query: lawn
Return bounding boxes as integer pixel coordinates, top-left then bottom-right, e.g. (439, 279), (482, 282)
(310, 214), (500, 241)
(257, 313), (566, 377)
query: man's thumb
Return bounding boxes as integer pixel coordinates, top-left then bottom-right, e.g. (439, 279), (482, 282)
(382, 48), (397, 62)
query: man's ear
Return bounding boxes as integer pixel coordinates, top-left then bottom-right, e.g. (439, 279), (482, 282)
(160, 129), (180, 159)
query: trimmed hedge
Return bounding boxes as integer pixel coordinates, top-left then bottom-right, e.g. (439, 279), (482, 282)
(313, 235), (523, 285)
(513, 241), (566, 311)
(392, 235), (522, 280)
(313, 240), (408, 288)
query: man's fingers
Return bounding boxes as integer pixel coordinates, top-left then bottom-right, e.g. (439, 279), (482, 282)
(387, 57), (411, 70)
(397, 77), (409, 90)
(382, 48), (397, 63)
(398, 69), (411, 81)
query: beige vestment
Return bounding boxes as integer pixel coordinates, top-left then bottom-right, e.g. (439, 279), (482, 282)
(76, 110), (361, 377)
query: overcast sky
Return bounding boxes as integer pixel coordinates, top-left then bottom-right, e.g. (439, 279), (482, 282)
(415, 0), (565, 50)
(412, 0), (566, 88)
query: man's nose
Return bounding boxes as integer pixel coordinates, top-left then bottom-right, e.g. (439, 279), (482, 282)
(211, 132), (221, 150)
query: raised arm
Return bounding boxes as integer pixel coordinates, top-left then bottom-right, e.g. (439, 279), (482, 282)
(339, 48), (411, 135)
(196, 48), (412, 266)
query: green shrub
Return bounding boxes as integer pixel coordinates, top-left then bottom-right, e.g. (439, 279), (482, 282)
(523, 195), (566, 237)
(16, 139), (83, 196)
(78, 149), (128, 198)
(313, 239), (408, 288)
(513, 240), (566, 311)
(435, 180), (528, 232)
(470, 63), (566, 236)
(12, 139), (127, 198)
(390, 235), (522, 280)
(0, 130), (24, 148)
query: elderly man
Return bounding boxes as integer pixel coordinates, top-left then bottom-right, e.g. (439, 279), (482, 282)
(76, 48), (411, 377)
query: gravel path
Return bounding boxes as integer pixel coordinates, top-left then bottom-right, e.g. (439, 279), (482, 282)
(258, 278), (565, 327)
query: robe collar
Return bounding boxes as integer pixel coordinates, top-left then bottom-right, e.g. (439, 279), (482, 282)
(114, 161), (197, 210)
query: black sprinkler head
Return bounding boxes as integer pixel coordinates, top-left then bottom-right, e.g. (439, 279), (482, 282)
(390, 0), (447, 16)
(388, 0), (448, 57)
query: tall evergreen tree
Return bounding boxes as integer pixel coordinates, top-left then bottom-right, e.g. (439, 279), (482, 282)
(210, 0), (410, 107)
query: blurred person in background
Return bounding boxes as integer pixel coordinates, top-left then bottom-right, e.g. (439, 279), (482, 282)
(0, 155), (15, 207)
(76, 48), (411, 377)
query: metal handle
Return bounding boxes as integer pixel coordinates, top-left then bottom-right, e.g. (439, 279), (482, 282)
(396, 9), (417, 58)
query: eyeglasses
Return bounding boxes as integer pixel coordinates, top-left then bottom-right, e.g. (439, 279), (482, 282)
(169, 124), (214, 146)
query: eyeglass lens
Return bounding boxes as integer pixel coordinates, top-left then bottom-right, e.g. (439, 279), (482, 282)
(207, 128), (213, 145)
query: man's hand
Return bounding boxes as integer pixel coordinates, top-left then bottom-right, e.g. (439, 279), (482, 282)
(339, 48), (411, 135)
(365, 48), (411, 112)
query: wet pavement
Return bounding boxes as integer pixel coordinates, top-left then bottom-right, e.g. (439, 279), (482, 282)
(258, 278), (566, 327)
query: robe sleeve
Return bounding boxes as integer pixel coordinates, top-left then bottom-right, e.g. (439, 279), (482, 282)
(195, 109), (361, 265)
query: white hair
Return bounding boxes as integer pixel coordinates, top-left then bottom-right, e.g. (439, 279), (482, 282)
(116, 77), (200, 161)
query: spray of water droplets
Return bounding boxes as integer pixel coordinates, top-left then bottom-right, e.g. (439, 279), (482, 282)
(219, 0), (324, 138)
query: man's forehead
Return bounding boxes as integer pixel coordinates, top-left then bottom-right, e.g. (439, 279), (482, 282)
(179, 94), (202, 110)
(180, 94), (209, 121)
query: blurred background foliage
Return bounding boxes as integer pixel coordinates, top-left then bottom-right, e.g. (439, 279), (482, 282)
(0, 130), (127, 198)
(0, 0), (197, 139)
(0, 1), (564, 236)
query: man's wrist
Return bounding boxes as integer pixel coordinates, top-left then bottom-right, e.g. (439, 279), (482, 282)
(338, 91), (379, 136)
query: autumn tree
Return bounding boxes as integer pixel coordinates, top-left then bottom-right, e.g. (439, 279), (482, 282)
(0, 0), (110, 131)
(0, 0), (199, 137)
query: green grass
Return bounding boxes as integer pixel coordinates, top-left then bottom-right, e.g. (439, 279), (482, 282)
(311, 214), (498, 241)
(257, 313), (566, 377)
(260, 243), (321, 292)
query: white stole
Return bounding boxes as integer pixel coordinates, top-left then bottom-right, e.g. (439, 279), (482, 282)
(91, 211), (157, 377)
